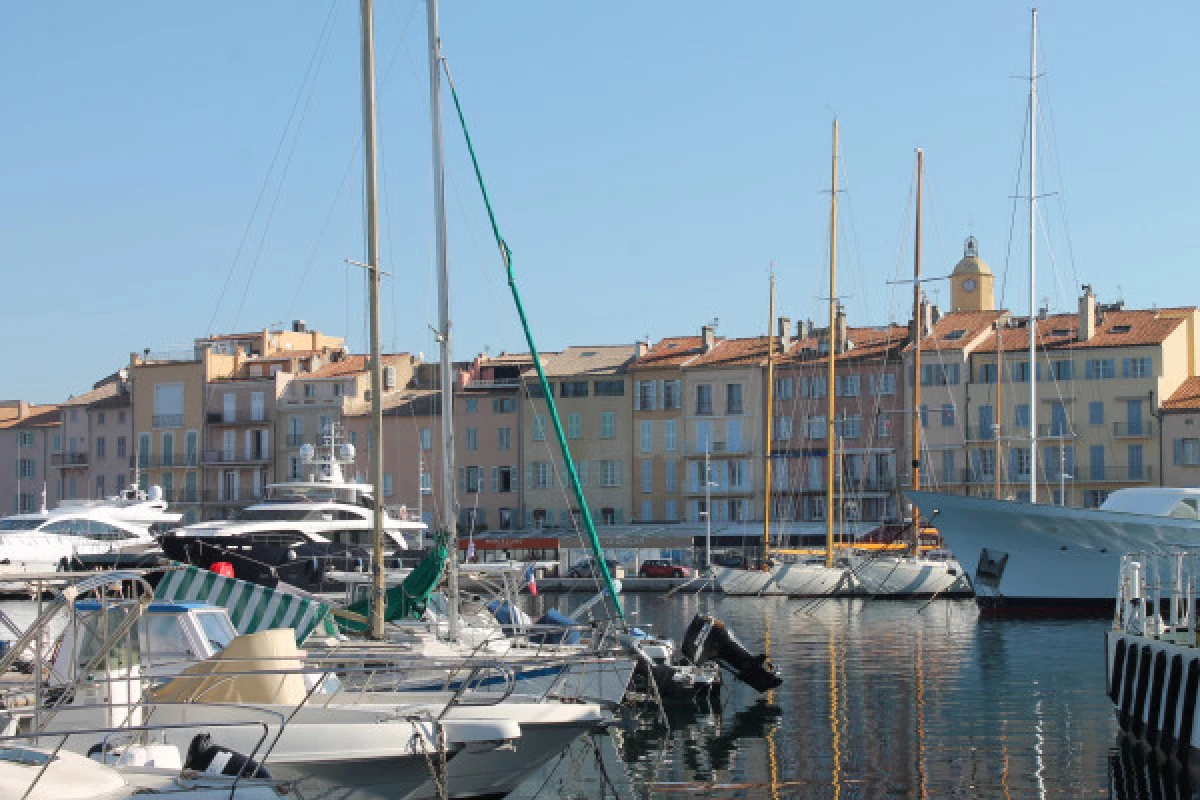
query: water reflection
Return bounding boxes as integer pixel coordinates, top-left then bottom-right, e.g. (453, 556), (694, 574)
(1109, 740), (1199, 800)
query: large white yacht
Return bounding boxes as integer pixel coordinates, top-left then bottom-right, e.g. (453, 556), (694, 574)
(0, 486), (179, 575)
(160, 434), (424, 590)
(907, 487), (1200, 612)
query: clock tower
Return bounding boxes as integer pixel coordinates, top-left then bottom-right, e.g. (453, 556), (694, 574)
(950, 236), (995, 312)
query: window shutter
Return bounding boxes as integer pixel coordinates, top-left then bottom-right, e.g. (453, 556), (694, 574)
(525, 464), (533, 490)
(1176, 439), (1185, 466)
(657, 380), (665, 409)
(510, 465), (519, 491)
(634, 381), (642, 411)
(578, 461), (588, 486)
(458, 468), (466, 493)
(615, 508), (624, 524)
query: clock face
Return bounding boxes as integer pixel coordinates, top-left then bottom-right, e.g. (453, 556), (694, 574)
(962, 278), (977, 292)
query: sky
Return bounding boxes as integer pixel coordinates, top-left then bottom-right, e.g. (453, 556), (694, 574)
(3, 2), (1198, 404)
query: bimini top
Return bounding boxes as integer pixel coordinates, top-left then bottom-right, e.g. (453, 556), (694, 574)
(1100, 487), (1200, 519)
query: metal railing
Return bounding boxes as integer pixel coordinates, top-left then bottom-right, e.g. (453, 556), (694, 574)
(206, 410), (272, 425)
(50, 453), (88, 467)
(285, 434), (306, 447)
(152, 414), (184, 429)
(1113, 421), (1155, 438)
(1037, 423), (1076, 438)
(136, 453), (199, 468)
(202, 449), (271, 465)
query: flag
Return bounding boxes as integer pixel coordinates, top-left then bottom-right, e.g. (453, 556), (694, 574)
(525, 564), (538, 596)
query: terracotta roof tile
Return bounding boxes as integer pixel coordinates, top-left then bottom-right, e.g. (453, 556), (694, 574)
(304, 353), (411, 379)
(971, 308), (1190, 353)
(1163, 376), (1200, 412)
(630, 336), (706, 369)
(0, 406), (60, 430)
(906, 310), (1004, 353)
(524, 345), (637, 377)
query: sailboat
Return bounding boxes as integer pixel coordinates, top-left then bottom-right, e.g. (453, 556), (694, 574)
(715, 119), (857, 597)
(851, 149), (968, 597)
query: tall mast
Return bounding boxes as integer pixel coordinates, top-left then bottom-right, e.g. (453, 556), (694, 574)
(763, 271), (776, 571)
(359, 0), (386, 640)
(994, 318), (1003, 499)
(1028, 7), (1039, 503)
(427, 0), (459, 637)
(825, 119), (838, 570)
(911, 148), (923, 552)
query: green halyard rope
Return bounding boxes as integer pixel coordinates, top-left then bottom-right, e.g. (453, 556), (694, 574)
(442, 58), (624, 622)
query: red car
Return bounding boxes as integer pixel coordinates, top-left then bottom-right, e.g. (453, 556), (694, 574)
(638, 559), (690, 578)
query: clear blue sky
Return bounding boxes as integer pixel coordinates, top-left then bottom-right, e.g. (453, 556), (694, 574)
(3, 2), (1196, 404)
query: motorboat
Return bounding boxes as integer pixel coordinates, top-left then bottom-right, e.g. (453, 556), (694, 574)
(0, 485), (177, 579)
(159, 432), (425, 592)
(907, 487), (1200, 612)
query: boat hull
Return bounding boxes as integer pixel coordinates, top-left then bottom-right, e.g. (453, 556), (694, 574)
(907, 490), (1200, 607)
(714, 563), (859, 597)
(851, 555), (972, 597)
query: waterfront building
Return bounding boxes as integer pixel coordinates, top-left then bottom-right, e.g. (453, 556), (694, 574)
(520, 345), (637, 530)
(0, 401), (60, 513)
(627, 337), (693, 524)
(1161, 376), (1200, 487)
(772, 314), (909, 526)
(56, 372), (133, 503)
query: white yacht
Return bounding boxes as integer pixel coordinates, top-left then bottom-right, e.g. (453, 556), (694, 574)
(907, 487), (1200, 612)
(0, 486), (178, 576)
(160, 435), (424, 590)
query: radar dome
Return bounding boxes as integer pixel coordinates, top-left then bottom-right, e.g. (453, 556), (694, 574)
(339, 443), (356, 461)
(148, 485), (164, 502)
(300, 444), (316, 462)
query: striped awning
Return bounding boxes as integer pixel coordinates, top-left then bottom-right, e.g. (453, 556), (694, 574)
(154, 565), (336, 644)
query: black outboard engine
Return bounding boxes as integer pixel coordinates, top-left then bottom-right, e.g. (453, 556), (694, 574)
(184, 733), (272, 779)
(680, 614), (783, 692)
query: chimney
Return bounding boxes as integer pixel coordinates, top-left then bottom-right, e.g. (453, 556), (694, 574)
(834, 305), (848, 354)
(1078, 285), (1096, 341)
(636, 339), (650, 358)
(292, 320), (307, 333)
(778, 317), (792, 351)
(701, 325), (716, 353)
(796, 319), (810, 341)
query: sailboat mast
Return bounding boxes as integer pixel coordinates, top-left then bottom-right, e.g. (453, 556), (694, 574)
(825, 118), (838, 570)
(763, 271), (776, 571)
(994, 319), (1003, 499)
(911, 148), (923, 551)
(1028, 7), (1039, 503)
(427, 0), (459, 638)
(359, 0), (386, 640)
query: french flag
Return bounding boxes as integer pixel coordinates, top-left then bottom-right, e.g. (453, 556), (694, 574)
(524, 564), (538, 596)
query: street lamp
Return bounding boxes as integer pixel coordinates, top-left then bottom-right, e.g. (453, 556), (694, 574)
(703, 447), (719, 570)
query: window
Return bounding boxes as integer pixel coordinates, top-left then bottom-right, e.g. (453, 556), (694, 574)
(1123, 357), (1152, 378)
(560, 381), (588, 398)
(640, 500), (654, 521)
(420, 428), (432, 450)
(836, 375), (861, 397)
(1050, 401), (1069, 436)
(138, 433), (150, 467)
(115, 474), (126, 492)
(977, 405), (993, 438)
(1015, 404), (1030, 430)
(877, 415), (892, 438)
(1050, 360), (1073, 380)
(1085, 359), (1115, 379)
(567, 413), (582, 440)
(664, 380), (682, 410)
(532, 462), (551, 489)
(153, 383), (184, 428)
(1090, 445), (1106, 480)
(665, 499), (678, 521)
(806, 415), (827, 439)
(636, 381), (657, 411)
(1175, 438), (1200, 466)
(95, 437), (106, 460)
(465, 398), (478, 414)
(304, 383), (315, 398)
(1089, 402), (1104, 425)
(116, 436), (127, 459)
(1129, 444), (1145, 479)
(1010, 447), (1031, 480)
(775, 416), (793, 440)
(729, 460), (747, 489)
(640, 421), (653, 453)
(941, 404), (955, 427)
(776, 377), (794, 399)
(18, 459), (35, 479)
(695, 384), (713, 415)
(492, 397), (515, 413)
(920, 364), (960, 386)
(871, 373), (896, 396)
(725, 384), (743, 414)
(594, 380), (624, 397)
(462, 467), (483, 494)
(383, 473), (393, 496)
(640, 460), (653, 493)
(497, 427), (512, 451)
(978, 363), (998, 384)
(466, 428), (478, 450)
(1084, 489), (1110, 508)
(1010, 362), (1030, 383)
(920, 405), (929, 428)
(533, 414), (547, 441)
(664, 460), (678, 492)
(805, 376), (828, 398)
(496, 466), (517, 493)
(162, 432), (175, 466)
(600, 412), (616, 440)
(835, 414), (862, 439)
(942, 451), (955, 483)
(600, 460), (621, 487)
(420, 471), (433, 493)
(664, 420), (677, 451)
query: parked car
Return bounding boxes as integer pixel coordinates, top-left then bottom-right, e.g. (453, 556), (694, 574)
(638, 559), (691, 578)
(567, 558), (625, 580)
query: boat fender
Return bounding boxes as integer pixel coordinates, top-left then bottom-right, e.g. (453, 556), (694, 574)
(184, 733), (272, 779)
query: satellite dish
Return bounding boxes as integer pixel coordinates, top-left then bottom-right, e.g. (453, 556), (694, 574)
(339, 443), (356, 462)
(300, 444), (316, 463)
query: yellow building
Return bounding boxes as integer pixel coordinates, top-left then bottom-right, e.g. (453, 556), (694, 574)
(949, 236), (996, 313)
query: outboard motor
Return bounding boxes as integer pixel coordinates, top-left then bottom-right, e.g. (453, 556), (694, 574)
(680, 614), (783, 692)
(184, 733), (272, 779)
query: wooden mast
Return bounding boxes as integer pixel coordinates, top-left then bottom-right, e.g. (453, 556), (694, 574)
(825, 119), (838, 570)
(763, 272), (776, 571)
(911, 148), (923, 552)
(995, 319), (1004, 499)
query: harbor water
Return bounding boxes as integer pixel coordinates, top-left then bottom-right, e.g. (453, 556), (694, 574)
(514, 592), (1179, 799)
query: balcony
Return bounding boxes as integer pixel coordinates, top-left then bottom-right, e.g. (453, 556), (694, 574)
(159, 489), (202, 504)
(1037, 423), (1076, 439)
(1113, 421), (1155, 438)
(961, 469), (998, 485)
(285, 434), (306, 447)
(206, 410), (272, 426)
(203, 450), (271, 466)
(137, 453), (199, 469)
(964, 425), (996, 442)
(1080, 465), (1155, 483)
(201, 488), (266, 504)
(50, 453), (88, 468)
(153, 414), (184, 429)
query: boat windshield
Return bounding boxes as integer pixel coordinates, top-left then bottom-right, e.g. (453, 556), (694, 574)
(235, 508), (316, 521)
(194, 610), (238, 652)
(0, 518), (43, 532)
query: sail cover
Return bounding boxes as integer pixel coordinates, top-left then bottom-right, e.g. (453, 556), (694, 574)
(337, 533), (447, 634)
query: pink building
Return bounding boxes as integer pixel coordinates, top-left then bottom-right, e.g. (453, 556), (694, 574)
(0, 401), (60, 513)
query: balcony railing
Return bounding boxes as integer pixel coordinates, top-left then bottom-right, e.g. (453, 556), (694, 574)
(203, 450), (271, 465)
(1113, 421), (1155, 438)
(964, 425), (996, 442)
(201, 488), (266, 504)
(50, 453), (88, 467)
(1081, 465), (1155, 483)
(863, 475), (898, 491)
(285, 434), (306, 447)
(961, 469), (998, 485)
(153, 414), (184, 429)
(206, 410), (272, 425)
(137, 453), (199, 469)
(1037, 423), (1076, 438)
(158, 488), (201, 504)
